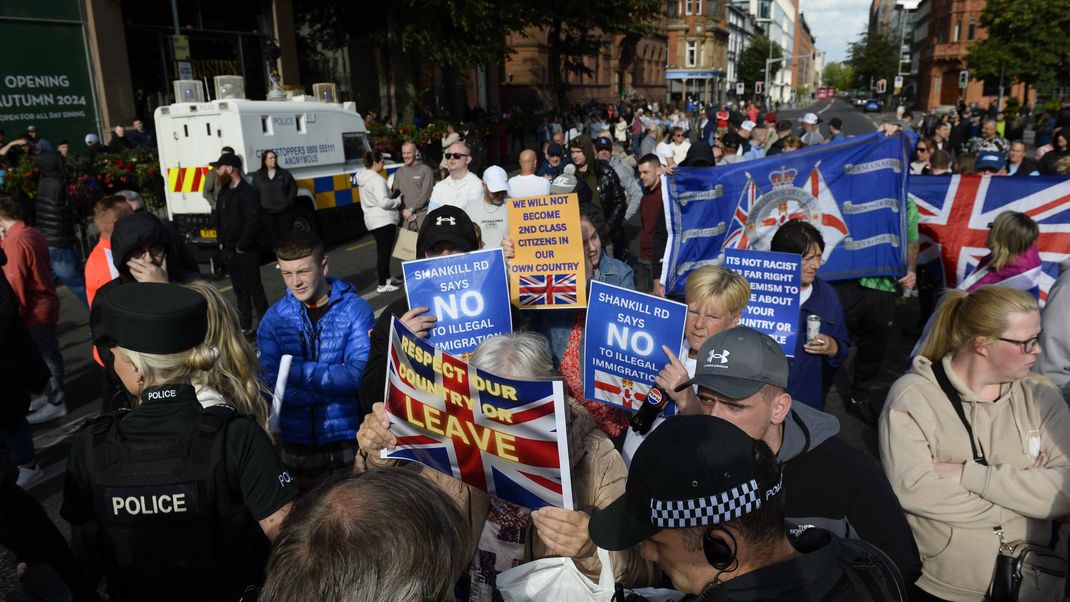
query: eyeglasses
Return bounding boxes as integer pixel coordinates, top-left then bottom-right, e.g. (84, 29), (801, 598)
(444, 153), (469, 160)
(997, 332), (1043, 354)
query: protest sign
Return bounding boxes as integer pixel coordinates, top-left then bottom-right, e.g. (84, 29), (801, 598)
(723, 248), (802, 356)
(506, 193), (587, 309)
(403, 248), (512, 356)
(382, 318), (573, 510)
(582, 281), (687, 412)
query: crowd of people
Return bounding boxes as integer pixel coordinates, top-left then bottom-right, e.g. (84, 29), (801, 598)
(0, 92), (1066, 602)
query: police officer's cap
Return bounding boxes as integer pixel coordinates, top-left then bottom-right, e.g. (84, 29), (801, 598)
(96, 283), (208, 354)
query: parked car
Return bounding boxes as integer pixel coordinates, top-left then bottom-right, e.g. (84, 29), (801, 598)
(864, 99), (881, 112)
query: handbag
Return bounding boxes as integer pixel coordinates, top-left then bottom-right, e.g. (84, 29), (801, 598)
(931, 362), (1067, 602)
(496, 547), (684, 602)
(391, 221), (419, 261)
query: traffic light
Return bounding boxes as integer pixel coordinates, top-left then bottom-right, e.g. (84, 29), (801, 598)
(876, 79), (887, 94)
(959, 70), (970, 89)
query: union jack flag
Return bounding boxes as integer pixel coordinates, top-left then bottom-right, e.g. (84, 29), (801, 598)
(909, 175), (1070, 304)
(517, 273), (578, 306)
(382, 319), (573, 510)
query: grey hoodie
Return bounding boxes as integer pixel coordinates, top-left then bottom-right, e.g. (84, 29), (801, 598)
(1038, 258), (1070, 401)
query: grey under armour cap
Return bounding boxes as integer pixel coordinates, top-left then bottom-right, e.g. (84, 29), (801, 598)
(677, 326), (788, 399)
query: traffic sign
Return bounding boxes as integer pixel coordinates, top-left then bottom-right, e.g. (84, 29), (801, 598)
(894, 75), (903, 93)
(736, 82), (745, 95)
(876, 79), (887, 94)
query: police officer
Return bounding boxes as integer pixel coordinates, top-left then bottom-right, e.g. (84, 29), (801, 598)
(61, 283), (296, 601)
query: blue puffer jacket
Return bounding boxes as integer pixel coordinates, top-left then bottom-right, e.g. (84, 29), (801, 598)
(257, 278), (374, 445)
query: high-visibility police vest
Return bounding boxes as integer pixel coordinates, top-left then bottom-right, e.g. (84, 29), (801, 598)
(85, 403), (269, 600)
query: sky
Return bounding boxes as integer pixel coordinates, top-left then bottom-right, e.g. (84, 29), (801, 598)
(802, 0), (871, 64)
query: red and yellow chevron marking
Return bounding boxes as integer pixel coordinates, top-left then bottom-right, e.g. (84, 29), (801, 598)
(167, 167), (210, 193)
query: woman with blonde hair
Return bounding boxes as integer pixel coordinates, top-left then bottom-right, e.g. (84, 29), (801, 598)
(959, 211), (1041, 293)
(185, 280), (269, 430)
(881, 285), (1070, 601)
(61, 283), (295, 600)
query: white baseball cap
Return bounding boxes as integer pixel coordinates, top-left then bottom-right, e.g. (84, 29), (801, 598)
(800, 113), (821, 125)
(740, 120), (756, 132)
(482, 165), (509, 193)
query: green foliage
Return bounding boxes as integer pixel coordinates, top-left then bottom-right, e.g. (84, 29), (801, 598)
(823, 62), (855, 91)
(848, 28), (898, 90)
(966, 0), (1070, 91)
(738, 38), (783, 89)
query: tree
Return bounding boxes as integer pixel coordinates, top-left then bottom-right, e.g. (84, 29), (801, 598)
(738, 38), (783, 91)
(527, 0), (663, 111)
(847, 28), (898, 92)
(823, 62), (855, 91)
(966, 0), (1070, 97)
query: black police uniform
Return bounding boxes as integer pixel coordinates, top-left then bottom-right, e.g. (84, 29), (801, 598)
(60, 283), (296, 601)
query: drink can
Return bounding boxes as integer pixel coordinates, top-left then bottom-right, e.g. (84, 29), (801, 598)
(806, 315), (821, 344)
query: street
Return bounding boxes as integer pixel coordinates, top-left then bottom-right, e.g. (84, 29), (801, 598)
(28, 98), (914, 534)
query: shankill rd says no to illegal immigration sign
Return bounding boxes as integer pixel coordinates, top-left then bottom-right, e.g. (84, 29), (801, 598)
(402, 248), (512, 357)
(506, 193), (586, 309)
(582, 281), (687, 413)
(381, 318), (573, 510)
(723, 248), (802, 357)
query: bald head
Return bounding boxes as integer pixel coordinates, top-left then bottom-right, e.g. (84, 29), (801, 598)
(519, 150), (537, 175)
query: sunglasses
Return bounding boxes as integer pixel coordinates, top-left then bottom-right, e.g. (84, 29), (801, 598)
(444, 153), (469, 160)
(916, 147), (929, 153)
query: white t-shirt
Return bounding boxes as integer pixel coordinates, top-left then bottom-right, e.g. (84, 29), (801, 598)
(465, 198), (509, 249)
(428, 172), (483, 212)
(655, 141), (675, 166)
(507, 174), (550, 199)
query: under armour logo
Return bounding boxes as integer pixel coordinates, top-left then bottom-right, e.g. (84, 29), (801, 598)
(707, 349), (730, 365)
(436, 216), (456, 226)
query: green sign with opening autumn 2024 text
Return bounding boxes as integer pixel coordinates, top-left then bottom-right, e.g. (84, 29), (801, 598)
(0, 0), (99, 146)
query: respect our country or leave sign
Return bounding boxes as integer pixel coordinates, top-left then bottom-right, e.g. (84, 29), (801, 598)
(506, 193), (587, 309)
(582, 282), (687, 412)
(403, 248), (512, 356)
(382, 318), (573, 510)
(723, 248), (802, 356)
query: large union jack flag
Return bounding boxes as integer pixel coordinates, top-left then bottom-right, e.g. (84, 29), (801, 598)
(909, 175), (1070, 304)
(517, 273), (578, 306)
(382, 318), (573, 510)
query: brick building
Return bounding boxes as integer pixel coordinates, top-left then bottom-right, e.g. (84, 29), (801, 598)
(664, 0), (730, 105)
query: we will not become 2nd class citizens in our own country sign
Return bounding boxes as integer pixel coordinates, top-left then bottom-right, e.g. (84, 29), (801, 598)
(506, 193), (587, 309)
(402, 248), (512, 357)
(381, 318), (573, 510)
(723, 248), (802, 357)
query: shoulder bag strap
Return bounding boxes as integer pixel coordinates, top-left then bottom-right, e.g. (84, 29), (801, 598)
(932, 361), (988, 466)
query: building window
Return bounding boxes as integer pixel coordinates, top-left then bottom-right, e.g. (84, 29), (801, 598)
(953, 19), (960, 42)
(759, 0), (771, 19)
(967, 15), (976, 40)
(685, 0), (694, 15)
(686, 41), (697, 67)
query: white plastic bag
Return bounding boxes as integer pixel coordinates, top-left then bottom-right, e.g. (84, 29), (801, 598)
(496, 548), (616, 602)
(496, 548), (685, 602)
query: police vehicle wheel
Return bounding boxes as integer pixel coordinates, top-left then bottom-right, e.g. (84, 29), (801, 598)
(292, 204), (319, 235)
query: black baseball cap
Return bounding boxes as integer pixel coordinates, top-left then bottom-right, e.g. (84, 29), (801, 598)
(589, 415), (782, 550)
(677, 326), (788, 399)
(211, 153), (242, 169)
(95, 283), (208, 354)
(546, 142), (564, 157)
(416, 206), (478, 258)
(594, 136), (613, 151)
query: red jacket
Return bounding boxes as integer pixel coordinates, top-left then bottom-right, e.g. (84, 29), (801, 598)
(0, 222), (58, 327)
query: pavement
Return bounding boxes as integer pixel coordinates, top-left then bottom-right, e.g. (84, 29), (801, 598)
(28, 98), (923, 537)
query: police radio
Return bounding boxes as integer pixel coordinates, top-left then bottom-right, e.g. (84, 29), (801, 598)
(629, 385), (669, 435)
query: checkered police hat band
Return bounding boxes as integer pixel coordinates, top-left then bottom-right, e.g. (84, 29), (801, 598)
(650, 479), (761, 528)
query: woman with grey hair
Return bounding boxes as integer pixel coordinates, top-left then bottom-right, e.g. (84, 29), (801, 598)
(355, 332), (658, 600)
